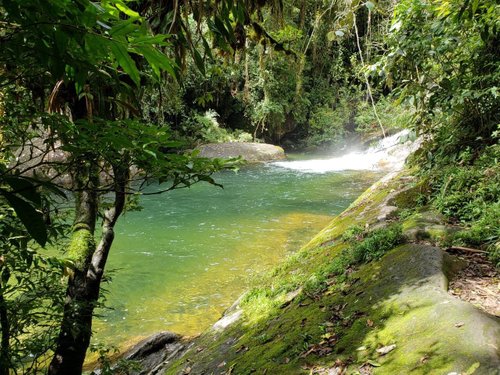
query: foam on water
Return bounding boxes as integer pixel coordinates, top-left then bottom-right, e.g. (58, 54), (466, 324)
(272, 130), (419, 173)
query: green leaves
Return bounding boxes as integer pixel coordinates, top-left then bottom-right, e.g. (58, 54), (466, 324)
(0, 189), (47, 247)
(134, 45), (175, 79)
(110, 40), (140, 86)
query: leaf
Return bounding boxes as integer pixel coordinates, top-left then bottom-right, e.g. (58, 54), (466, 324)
(115, 2), (140, 18)
(5, 177), (41, 206)
(1, 191), (47, 246)
(466, 362), (480, 374)
(192, 47), (205, 75)
(1, 268), (11, 285)
(365, 1), (375, 11)
(132, 35), (171, 46)
(471, 0), (479, 15)
(110, 41), (140, 86)
(390, 20), (402, 32)
(110, 19), (138, 37)
(134, 45), (176, 78)
(38, 180), (67, 199)
(326, 31), (336, 42)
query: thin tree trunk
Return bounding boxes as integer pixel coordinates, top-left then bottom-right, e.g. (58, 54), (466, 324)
(48, 159), (98, 375)
(243, 40), (250, 103)
(48, 161), (129, 375)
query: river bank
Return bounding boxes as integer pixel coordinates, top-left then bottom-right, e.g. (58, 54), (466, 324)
(119, 166), (499, 374)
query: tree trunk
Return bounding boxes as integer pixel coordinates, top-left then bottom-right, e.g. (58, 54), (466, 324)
(48, 161), (128, 375)
(48, 159), (98, 375)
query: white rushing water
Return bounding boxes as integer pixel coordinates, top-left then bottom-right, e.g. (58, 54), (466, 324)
(272, 129), (420, 174)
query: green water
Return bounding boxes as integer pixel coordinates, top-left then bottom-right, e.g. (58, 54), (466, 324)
(92, 164), (380, 348)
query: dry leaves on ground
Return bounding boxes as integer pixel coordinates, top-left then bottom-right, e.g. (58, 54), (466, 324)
(447, 250), (499, 316)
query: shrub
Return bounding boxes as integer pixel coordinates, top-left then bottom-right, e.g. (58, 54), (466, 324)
(349, 225), (404, 264)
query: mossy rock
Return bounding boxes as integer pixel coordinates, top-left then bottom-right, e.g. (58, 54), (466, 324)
(350, 245), (499, 374)
(388, 178), (430, 209)
(402, 210), (459, 244)
(163, 245), (499, 375)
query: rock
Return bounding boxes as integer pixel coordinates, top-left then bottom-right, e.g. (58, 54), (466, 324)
(212, 310), (243, 332)
(402, 210), (460, 243)
(196, 142), (285, 162)
(361, 244), (500, 374)
(123, 332), (184, 375)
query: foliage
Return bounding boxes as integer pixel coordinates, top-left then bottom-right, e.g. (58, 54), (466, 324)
(306, 106), (347, 147)
(375, 0), (500, 260)
(304, 224), (404, 296)
(426, 142), (500, 263)
(348, 224), (404, 264)
(378, 0), (500, 160)
(1, 0), (245, 372)
(354, 97), (414, 136)
(180, 110), (253, 145)
(89, 343), (141, 375)
(0, 202), (66, 373)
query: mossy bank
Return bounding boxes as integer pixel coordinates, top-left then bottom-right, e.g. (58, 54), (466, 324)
(128, 170), (499, 375)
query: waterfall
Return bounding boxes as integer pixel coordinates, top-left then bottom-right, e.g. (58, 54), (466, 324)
(272, 130), (420, 173)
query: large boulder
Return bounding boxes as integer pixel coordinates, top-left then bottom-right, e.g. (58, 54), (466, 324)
(196, 142), (285, 162)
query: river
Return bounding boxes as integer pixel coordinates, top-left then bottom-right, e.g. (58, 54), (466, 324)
(90, 166), (378, 348)
(92, 131), (413, 349)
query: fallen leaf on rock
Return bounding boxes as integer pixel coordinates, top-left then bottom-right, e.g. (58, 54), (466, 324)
(454, 322), (464, 328)
(376, 344), (396, 355)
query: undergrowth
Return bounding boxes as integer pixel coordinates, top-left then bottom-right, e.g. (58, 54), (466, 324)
(304, 224), (404, 296)
(413, 141), (500, 266)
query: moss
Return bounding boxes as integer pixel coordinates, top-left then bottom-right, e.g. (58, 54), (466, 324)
(163, 171), (499, 375)
(402, 210), (456, 244)
(67, 224), (95, 271)
(388, 179), (430, 209)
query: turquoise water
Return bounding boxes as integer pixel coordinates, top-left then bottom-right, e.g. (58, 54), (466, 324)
(92, 164), (380, 348)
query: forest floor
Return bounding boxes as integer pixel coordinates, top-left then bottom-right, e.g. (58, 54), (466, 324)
(448, 250), (499, 317)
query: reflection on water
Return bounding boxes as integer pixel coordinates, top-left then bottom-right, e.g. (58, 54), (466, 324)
(92, 164), (381, 348)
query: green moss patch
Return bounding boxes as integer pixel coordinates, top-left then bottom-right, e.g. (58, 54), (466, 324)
(67, 224), (95, 271)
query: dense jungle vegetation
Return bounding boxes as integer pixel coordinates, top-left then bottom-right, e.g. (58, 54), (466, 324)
(0, 0), (498, 373)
